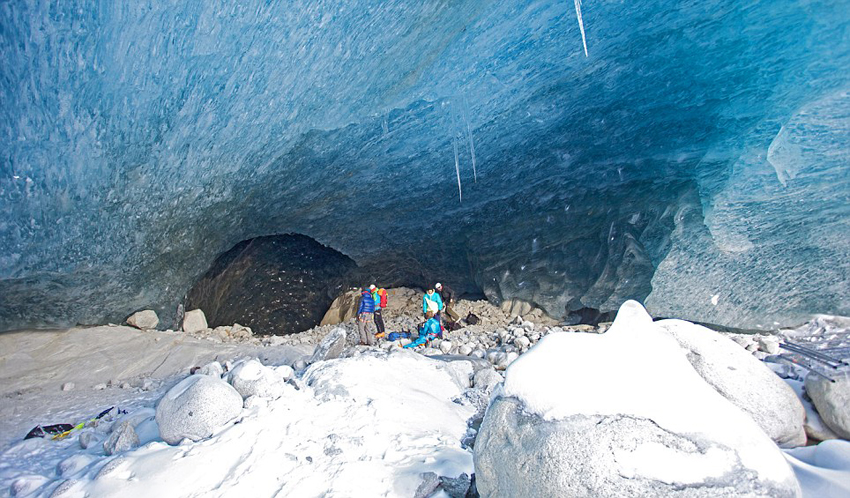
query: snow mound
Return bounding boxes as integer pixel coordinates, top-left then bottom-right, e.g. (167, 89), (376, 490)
(476, 300), (800, 497)
(155, 375), (243, 445)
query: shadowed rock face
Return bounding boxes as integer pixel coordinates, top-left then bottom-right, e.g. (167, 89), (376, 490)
(185, 234), (356, 335)
(1, 1), (847, 331)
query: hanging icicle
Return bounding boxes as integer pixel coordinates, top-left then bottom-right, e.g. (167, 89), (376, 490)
(450, 98), (463, 202)
(463, 95), (478, 183)
(574, 0), (588, 57)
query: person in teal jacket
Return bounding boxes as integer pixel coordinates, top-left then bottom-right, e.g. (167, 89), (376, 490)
(403, 311), (442, 348)
(422, 288), (444, 320)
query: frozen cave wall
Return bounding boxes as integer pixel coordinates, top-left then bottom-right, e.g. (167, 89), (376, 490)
(0, 1), (848, 331)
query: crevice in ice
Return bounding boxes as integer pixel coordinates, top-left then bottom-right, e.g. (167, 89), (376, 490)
(574, 0), (589, 57)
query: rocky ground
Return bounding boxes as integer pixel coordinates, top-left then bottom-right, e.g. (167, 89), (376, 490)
(170, 287), (787, 373)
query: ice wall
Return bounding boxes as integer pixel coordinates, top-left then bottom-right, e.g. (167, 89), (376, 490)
(1, 0), (848, 330)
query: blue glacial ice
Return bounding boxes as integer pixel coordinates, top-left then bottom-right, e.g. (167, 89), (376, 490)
(0, 0), (848, 330)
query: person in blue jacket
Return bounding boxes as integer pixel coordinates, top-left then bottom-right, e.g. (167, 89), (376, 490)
(403, 311), (441, 348)
(422, 287), (444, 321)
(357, 287), (376, 346)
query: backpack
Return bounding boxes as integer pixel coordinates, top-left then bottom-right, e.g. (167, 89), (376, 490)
(377, 288), (388, 308)
(387, 331), (411, 341)
(465, 313), (480, 325)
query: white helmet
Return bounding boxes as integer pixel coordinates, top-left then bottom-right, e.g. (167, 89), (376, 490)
(435, 283), (442, 289)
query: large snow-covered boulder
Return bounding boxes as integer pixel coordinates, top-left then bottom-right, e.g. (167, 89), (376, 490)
(228, 359), (285, 399)
(155, 375), (243, 445)
(474, 301), (801, 497)
(656, 319), (806, 447)
(805, 372), (850, 439)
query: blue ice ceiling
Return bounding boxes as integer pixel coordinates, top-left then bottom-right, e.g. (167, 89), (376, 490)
(1, 0), (848, 331)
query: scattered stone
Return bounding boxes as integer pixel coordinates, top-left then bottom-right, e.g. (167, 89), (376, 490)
(440, 340), (453, 354)
(197, 361), (224, 378)
(61, 382), (74, 392)
(805, 372), (850, 439)
(228, 359), (286, 399)
(182, 309), (208, 334)
(473, 367), (502, 394)
(757, 335), (781, 355)
(126, 310), (159, 330)
(414, 472), (441, 498)
(440, 473), (472, 498)
(155, 374), (243, 445)
(93, 383), (107, 391)
(308, 328), (347, 365)
(274, 365), (295, 381)
(78, 430), (96, 449)
(103, 421), (140, 455)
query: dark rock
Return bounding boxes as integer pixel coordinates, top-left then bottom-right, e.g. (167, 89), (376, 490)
(439, 474), (471, 498)
(186, 234), (357, 335)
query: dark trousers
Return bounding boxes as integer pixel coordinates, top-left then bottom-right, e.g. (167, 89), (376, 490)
(374, 307), (385, 334)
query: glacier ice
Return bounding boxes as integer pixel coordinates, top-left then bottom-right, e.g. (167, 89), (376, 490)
(0, 0), (848, 331)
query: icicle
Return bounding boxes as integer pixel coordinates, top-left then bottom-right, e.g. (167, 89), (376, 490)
(574, 0), (588, 57)
(463, 96), (478, 183)
(451, 99), (463, 202)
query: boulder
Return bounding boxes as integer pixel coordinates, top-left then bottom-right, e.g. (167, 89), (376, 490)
(320, 289), (362, 326)
(656, 319), (806, 448)
(414, 472), (441, 498)
(228, 359), (286, 399)
(805, 372), (850, 439)
(126, 309), (159, 329)
(182, 309), (208, 333)
(197, 361), (224, 378)
(473, 367), (502, 394)
(78, 430), (97, 449)
(155, 374), (243, 445)
(474, 301), (801, 498)
(103, 421), (140, 455)
(308, 328), (348, 364)
(440, 473), (472, 498)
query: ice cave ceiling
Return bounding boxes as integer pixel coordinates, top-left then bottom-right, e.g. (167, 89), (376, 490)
(1, 0), (848, 331)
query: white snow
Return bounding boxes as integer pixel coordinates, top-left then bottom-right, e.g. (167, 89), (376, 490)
(785, 440), (850, 497)
(502, 301), (792, 484)
(1, 307), (849, 497)
(0, 328), (472, 497)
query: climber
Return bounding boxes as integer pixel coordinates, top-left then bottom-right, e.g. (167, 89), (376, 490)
(357, 287), (377, 346)
(371, 284), (388, 337)
(435, 282), (460, 324)
(403, 311), (442, 348)
(422, 287), (444, 322)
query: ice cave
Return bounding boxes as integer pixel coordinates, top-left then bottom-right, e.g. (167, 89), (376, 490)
(1, 0), (848, 332)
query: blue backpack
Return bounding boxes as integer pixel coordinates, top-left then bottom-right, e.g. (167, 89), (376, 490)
(387, 331), (412, 341)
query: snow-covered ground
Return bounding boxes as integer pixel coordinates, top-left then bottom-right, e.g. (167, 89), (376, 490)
(1, 300), (849, 497)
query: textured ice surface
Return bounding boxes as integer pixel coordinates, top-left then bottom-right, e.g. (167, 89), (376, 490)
(0, 1), (848, 330)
